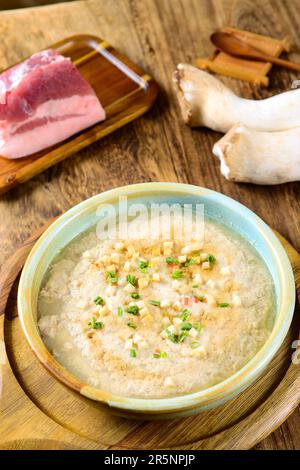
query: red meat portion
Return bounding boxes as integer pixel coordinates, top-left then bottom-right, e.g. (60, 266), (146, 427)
(0, 49), (105, 158)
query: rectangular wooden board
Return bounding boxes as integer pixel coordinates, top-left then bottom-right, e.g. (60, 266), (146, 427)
(196, 27), (290, 86)
(0, 34), (158, 194)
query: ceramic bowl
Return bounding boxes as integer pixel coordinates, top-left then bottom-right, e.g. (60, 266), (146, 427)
(18, 183), (295, 418)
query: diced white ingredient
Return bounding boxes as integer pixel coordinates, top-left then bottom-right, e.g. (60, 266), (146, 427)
(139, 340), (148, 349)
(178, 255), (187, 263)
(160, 299), (171, 308)
(152, 272), (160, 282)
(123, 261), (131, 272)
(125, 339), (133, 350)
(181, 245), (192, 255)
(206, 279), (216, 289)
(124, 283), (136, 293)
(172, 280), (181, 291)
(232, 294), (242, 306)
(193, 273), (202, 283)
(105, 285), (116, 296)
(220, 266), (231, 276)
(167, 325), (177, 334)
(163, 241), (173, 256)
(200, 253), (208, 261)
(173, 317), (183, 326)
(140, 307), (149, 317)
(99, 305), (110, 316)
(162, 316), (171, 325)
(138, 277), (149, 289)
(202, 261), (210, 270)
(164, 377), (174, 387)
(118, 276), (126, 286)
(133, 333), (142, 343)
(136, 300), (145, 309)
(160, 330), (167, 339)
(82, 250), (92, 259)
(189, 327), (198, 338)
(151, 257), (161, 266)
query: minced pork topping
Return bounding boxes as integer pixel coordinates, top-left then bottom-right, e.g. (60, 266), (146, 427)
(38, 220), (274, 398)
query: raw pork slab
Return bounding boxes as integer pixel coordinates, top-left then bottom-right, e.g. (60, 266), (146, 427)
(0, 49), (105, 159)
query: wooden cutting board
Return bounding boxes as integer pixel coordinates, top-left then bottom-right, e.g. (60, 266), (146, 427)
(0, 223), (299, 450)
(0, 34), (158, 195)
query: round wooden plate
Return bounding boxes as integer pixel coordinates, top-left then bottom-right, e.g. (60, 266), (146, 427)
(0, 224), (299, 450)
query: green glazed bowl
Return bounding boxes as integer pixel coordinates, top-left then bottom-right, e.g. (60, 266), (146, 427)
(18, 183), (295, 418)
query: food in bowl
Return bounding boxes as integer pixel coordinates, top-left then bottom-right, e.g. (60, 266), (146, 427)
(37, 214), (275, 399)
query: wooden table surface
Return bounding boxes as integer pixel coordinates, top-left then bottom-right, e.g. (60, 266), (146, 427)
(0, 0), (299, 450)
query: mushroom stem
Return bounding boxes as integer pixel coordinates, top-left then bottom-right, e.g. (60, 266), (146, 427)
(173, 64), (300, 133)
(213, 123), (300, 184)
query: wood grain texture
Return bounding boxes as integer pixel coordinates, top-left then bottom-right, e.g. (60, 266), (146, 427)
(0, 226), (299, 450)
(0, 0), (299, 449)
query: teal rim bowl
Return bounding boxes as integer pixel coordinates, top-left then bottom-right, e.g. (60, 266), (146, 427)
(18, 183), (296, 417)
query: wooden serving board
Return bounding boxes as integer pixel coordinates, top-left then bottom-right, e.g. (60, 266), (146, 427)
(0, 34), (158, 195)
(0, 224), (300, 450)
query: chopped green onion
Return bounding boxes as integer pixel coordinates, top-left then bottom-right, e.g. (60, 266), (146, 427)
(153, 351), (167, 359)
(166, 328), (188, 344)
(126, 274), (137, 286)
(180, 309), (190, 321)
(94, 296), (105, 306)
(190, 341), (200, 349)
(194, 322), (203, 332)
(218, 302), (230, 308)
(207, 254), (216, 263)
(131, 292), (140, 299)
(130, 349), (137, 358)
(139, 260), (149, 270)
(195, 295), (205, 302)
(181, 322), (193, 331)
(171, 270), (183, 279)
(127, 321), (138, 329)
(166, 257), (179, 265)
(127, 305), (140, 315)
(117, 306), (123, 317)
(166, 328), (178, 343)
(107, 271), (118, 284)
(179, 330), (188, 342)
(184, 258), (196, 267)
(148, 300), (161, 307)
(89, 317), (104, 330)
(192, 284), (199, 288)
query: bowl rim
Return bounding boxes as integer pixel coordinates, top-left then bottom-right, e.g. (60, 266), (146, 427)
(18, 182), (295, 413)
